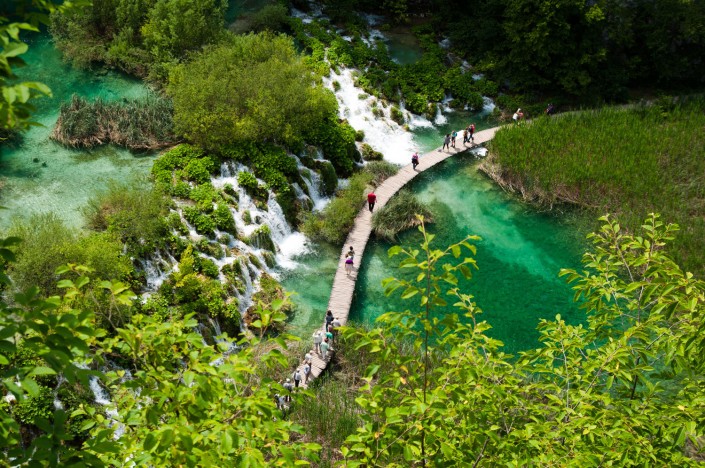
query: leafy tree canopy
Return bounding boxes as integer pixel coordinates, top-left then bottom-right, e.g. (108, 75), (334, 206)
(168, 31), (338, 150)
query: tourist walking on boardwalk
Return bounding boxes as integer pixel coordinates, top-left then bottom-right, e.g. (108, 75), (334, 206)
(470, 123), (475, 142)
(412, 152), (419, 170)
(293, 369), (302, 388)
(442, 133), (451, 151)
(313, 330), (323, 354)
(513, 108), (521, 123)
(303, 362), (311, 383)
(304, 351), (312, 365)
(326, 328), (334, 344)
(283, 378), (293, 401)
(347, 246), (355, 262)
(320, 338), (331, 360)
(367, 191), (376, 212)
(462, 128), (468, 144)
(451, 130), (457, 147)
(325, 310), (334, 330)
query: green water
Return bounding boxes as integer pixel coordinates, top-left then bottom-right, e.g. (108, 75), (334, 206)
(0, 35), (154, 231)
(281, 155), (588, 352)
(385, 27), (423, 65)
(351, 155), (587, 352)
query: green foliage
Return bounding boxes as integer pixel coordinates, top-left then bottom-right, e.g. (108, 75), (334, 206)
(244, 3), (290, 34)
(363, 160), (400, 186)
(189, 183), (219, 211)
(7, 214), (133, 298)
(316, 160), (338, 196)
(212, 204), (236, 234)
(182, 206), (216, 236)
(51, 94), (177, 150)
(360, 143), (383, 161)
(342, 216), (705, 465)
(372, 189), (433, 240)
(237, 171), (268, 201)
(303, 117), (358, 176)
(245, 225), (275, 252)
(0, 260), (132, 466)
(486, 99), (705, 276)
(169, 32), (338, 150)
(50, 0), (227, 81)
(302, 170), (373, 245)
(84, 180), (171, 256)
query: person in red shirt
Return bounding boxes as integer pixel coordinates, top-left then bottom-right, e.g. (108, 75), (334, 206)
(367, 191), (377, 212)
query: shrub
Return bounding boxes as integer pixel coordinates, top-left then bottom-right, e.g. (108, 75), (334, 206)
(213, 204), (237, 234)
(245, 225), (275, 252)
(316, 161), (338, 196)
(355, 129), (365, 142)
(390, 106), (405, 125)
(197, 257), (220, 279)
(237, 171), (268, 201)
(365, 160), (400, 186)
(361, 143), (384, 161)
(182, 206), (216, 236)
(372, 190), (434, 240)
(189, 183), (220, 212)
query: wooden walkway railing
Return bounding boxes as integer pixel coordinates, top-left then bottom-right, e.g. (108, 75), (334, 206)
(294, 127), (499, 388)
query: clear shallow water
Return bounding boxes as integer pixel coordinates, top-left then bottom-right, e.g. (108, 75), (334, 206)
(0, 35), (154, 231)
(282, 155), (588, 352)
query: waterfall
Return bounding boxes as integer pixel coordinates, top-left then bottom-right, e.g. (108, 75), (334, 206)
(324, 68), (420, 165)
(89, 376), (125, 439)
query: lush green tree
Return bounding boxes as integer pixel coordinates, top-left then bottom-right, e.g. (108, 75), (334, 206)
(168, 32), (338, 150)
(342, 215), (705, 465)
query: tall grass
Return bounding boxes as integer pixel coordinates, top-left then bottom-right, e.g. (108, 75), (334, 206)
(372, 189), (433, 240)
(483, 98), (705, 276)
(51, 94), (177, 150)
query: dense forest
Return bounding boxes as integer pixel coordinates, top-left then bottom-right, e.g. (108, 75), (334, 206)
(1, 0), (705, 466)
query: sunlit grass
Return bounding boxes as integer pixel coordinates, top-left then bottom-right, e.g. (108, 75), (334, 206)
(485, 98), (705, 276)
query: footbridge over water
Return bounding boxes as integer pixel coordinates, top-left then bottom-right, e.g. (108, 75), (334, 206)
(294, 126), (499, 388)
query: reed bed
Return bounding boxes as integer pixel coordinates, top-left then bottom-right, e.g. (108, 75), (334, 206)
(51, 94), (177, 150)
(483, 98), (705, 276)
(372, 189), (433, 240)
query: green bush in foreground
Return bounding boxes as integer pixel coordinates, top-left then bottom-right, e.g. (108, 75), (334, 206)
(485, 99), (705, 276)
(342, 215), (705, 466)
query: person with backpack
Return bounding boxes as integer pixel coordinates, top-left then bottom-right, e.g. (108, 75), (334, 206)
(412, 152), (420, 170)
(470, 123), (475, 142)
(451, 130), (458, 147)
(462, 128), (468, 144)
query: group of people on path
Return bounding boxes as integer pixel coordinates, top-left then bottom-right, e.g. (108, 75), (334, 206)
(442, 123), (476, 152)
(278, 310), (342, 410)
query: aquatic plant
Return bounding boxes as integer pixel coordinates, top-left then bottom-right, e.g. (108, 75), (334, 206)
(485, 98), (705, 276)
(372, 190), (433, 240)
(51, 94), (177, 150)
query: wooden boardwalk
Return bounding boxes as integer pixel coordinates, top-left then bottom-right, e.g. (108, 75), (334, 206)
(294, 127), (499, 388)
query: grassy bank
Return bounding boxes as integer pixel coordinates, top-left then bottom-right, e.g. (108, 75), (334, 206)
(371, 189), (433, 240)
(51, 94), (177, 150)
(482, 98), (705, 276)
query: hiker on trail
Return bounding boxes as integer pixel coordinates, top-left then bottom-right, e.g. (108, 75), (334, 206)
(304, 351), (313, 365)
(320, 338), (331, 360)
(313, 330), (323, 354)
(412, 152), (420, 170)
(275, 393), (289, 411)
(303, 362), (311, 383)
(442, 133), (451, 151)
(512, 109), (521, 123)
(283, 378), (293, 400)
(326, 328), (334, 344)
(545, 103), (555, 115)
(346, 246), (355, 263)
(367, 191), (377, 212)
(345, 253), (354, 275)
(293, 369), (302, 388)
(325, 310), (334, 330)
(451, 130), (458, 147)
(332, 317), (342, 330)
(470, 123), (475, 142)
(462, 128), (468, 144)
